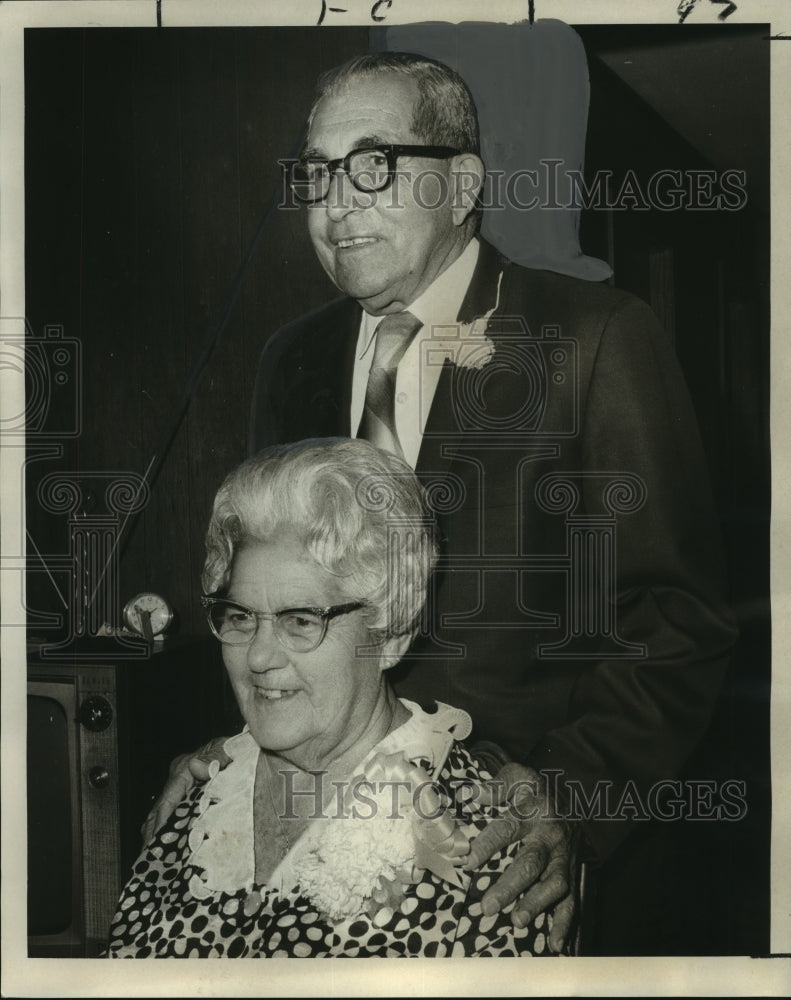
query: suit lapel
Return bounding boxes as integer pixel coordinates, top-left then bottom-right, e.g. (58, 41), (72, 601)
(335, 300), (361, 436)
(416, 239), (509, 477)
(303, 243), (510, 472)
(457, 237), (510, 324)
(296, 297), (361, 438)
(415, 358), (456, 480)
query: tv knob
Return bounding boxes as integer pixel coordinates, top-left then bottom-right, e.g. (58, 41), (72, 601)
(78, 695), (113, 732)
(88, 766), (110, 789)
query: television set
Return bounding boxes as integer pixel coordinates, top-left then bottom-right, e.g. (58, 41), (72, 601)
(26, 638), (236, 957)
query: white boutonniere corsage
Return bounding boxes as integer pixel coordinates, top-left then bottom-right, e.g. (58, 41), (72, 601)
(295, 751), (470, 925)
(430, 271), (503, 372)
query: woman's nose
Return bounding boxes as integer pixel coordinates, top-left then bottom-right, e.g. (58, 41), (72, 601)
(246, 619), (289, 672)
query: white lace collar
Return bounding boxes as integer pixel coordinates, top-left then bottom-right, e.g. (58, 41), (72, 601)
(186, 699), (472, 900)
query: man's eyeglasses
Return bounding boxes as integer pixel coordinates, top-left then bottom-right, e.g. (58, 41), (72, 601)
(288, 144), (460, 204)
(201, 595), (366, 652)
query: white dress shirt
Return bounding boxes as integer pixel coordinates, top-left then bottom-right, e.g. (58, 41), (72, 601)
(351, 238), (481, 469)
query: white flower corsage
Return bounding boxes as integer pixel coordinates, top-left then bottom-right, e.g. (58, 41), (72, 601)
(429, 271), (502, 372)
(295, 750), (471, 924)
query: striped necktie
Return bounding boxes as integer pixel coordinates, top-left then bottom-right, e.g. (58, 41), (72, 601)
(357, 310), (423, 459)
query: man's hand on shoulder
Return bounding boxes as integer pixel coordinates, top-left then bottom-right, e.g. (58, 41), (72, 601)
(141, 737), (232, 844)
(464, 762), (580, 954)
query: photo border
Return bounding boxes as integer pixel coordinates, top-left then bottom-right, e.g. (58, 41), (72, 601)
(2, 0), (789, 995)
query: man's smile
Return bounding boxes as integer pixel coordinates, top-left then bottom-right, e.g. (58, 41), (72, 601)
(334, 236), (379, 250)
(254, 687), (299, 702)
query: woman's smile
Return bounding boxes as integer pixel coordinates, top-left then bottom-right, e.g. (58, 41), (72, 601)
(222, 533), (393, 772)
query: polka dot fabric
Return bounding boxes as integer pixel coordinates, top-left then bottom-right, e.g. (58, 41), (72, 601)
(107, 743), (559, 958)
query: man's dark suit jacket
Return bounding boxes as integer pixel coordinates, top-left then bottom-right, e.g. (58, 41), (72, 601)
(250, 238), (737, 861)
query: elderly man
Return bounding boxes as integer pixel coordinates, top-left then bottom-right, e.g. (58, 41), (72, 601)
(156, 51), (736, 952)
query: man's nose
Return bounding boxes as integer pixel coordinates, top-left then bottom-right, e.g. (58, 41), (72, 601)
(246, 619), (289, 673)
(325, 170), (375, 221)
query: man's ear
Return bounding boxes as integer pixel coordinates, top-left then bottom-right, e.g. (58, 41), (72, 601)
(450, 153), (485, 227)
(378, 631), (413, 672)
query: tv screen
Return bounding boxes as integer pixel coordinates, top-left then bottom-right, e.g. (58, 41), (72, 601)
(27, 693), (74, 936)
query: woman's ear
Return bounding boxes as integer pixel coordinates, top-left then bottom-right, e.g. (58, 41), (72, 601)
(378, 632), (413, 672)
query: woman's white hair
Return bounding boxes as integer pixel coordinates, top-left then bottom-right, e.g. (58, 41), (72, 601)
(203, 438), (438, 640)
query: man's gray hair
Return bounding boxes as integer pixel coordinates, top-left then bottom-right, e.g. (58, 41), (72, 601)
(308, 51), (480, 155)
(203, 437), (438, 642)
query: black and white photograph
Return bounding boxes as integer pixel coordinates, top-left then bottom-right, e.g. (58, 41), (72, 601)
(1, 0), (789, 995)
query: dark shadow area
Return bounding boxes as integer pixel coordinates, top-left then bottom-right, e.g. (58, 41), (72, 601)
(576, 24), (770, 956)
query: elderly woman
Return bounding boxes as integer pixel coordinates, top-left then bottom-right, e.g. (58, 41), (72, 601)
(106, 438), (558, 958)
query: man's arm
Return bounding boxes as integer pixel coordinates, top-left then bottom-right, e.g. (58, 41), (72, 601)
(463, 763), (580, 953)
(453, 292), (736, 939)
(526, 295), (737, 860)
(141, 737), (231, 843)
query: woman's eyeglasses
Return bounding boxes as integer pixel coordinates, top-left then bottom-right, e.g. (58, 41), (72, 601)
(288, 144), (460, 204)
(201, 596), (366, 653)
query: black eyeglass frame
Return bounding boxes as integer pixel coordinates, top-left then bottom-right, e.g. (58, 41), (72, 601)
(288, 144), (461, 204)
(200, 595), (366, 651)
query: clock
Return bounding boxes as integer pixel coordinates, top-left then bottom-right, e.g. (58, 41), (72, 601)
(122, 592), (174, 642)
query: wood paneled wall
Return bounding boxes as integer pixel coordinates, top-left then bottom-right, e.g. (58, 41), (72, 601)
(25, 28), (369, 639)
